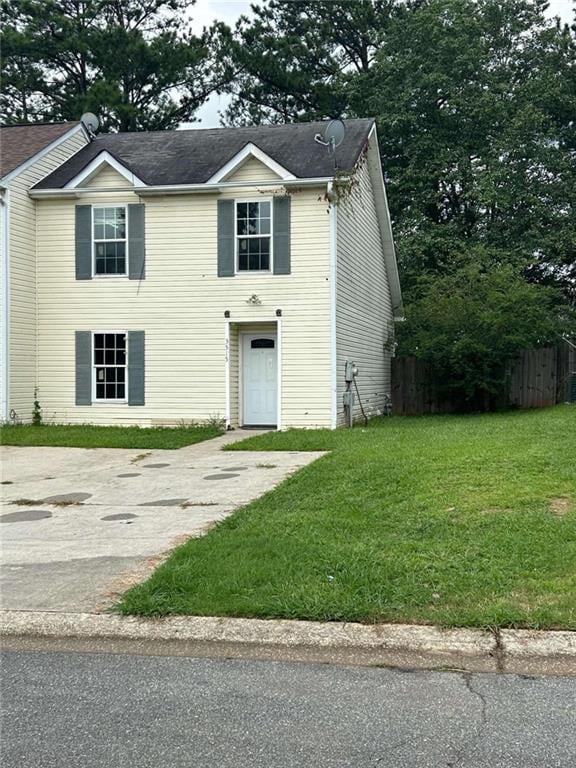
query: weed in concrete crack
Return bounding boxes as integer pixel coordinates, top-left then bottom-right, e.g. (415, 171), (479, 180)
(10, 498), (82, 508)
(181, 501), (219, 508)
(131, 452), (152, 464)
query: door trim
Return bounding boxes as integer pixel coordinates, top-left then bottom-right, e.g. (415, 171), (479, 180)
(240, 326), (281, 429)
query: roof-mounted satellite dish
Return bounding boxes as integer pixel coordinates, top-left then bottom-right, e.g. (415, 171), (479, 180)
(314, 119), (346, 154)
(80, 112), (99, 135)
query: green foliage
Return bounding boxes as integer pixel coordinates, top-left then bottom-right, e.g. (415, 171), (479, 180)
(0, 0), (231, 131)
(32, 388), (42, 426)
(219, 0), (401, 125)
(223, 0), (575, 302)
(398, 259), (575, 408)
(0, 422), (223, 449)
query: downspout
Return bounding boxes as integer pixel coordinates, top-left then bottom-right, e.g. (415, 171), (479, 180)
(0, 187), (10, 422)
(328, 180), (338, 429)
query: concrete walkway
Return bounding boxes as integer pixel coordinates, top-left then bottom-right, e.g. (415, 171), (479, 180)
(0, 431), (324, 612)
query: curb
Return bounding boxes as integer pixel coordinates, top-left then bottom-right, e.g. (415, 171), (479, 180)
(1, 611), (575, 676)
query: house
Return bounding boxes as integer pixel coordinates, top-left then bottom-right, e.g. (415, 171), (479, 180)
(2, 118), (402, 429)
(0, 121), (91, 422)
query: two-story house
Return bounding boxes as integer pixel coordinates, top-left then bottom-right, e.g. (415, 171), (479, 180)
(2, 118), (402, 429)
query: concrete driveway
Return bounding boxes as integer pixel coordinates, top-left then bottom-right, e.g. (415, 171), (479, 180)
(1, 432), (323, 613)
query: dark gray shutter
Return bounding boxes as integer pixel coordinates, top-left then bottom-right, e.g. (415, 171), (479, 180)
(128, 331), (145, 406)
(75, 205), (92, 280)
(217, 199), (235, 276)
(128, 204), (145, 280)
(75, 331), (92, 405)
(273, 196), (291, 275)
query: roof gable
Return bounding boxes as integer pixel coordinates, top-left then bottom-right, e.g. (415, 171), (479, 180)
(207, 143), (296, 183)
(0, 122), (83, 180)
(63, 150), (146, 188)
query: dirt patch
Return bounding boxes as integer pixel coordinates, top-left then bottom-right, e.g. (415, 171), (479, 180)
(549, 498), (573, 517)
(97, 533), (195, 609)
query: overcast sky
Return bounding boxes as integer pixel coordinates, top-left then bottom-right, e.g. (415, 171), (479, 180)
(190, 0), (574, 128)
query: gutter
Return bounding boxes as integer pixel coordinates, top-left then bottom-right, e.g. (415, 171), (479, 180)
(0, 187), (9, 421)
(29, 176), (334, 199)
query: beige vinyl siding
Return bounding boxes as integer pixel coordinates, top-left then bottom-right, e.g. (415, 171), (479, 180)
(83, 165), (133, 188)
(36, 175), (333, 428)
(335, 152), (394, 426)
(7, 128), (88, 421)
(0, 197), (5, 416)
(225, 157), (281, 183)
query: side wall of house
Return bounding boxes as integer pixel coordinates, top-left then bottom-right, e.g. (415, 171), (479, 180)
(0, 195), (6, 418)
(7, 128), (88, 421)
(35, 162), (334, 428)
(335, 149), (394, 426)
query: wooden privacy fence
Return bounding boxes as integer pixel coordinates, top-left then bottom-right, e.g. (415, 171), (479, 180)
(392, 344), (575, 415)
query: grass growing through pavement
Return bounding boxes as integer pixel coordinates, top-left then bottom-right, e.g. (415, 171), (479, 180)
(0, 423), (223, 449)
(117, 406), (576, 629)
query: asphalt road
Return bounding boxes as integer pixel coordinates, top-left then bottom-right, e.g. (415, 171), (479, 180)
(1, 651), (575, 767)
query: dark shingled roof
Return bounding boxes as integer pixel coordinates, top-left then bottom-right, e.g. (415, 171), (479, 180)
(34, 119), (374, 189)
(0, 122), (79, 178)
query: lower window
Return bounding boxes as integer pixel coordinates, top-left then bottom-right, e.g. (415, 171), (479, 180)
(93, 333), (127, 401)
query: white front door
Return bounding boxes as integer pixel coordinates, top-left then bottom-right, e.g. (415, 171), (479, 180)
(242, 334), (278, 426)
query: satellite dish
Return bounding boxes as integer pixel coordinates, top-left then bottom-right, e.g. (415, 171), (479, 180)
(314, 119), (346, 153)
(324, 119), (346, 149)
(80, 112), (99, 134)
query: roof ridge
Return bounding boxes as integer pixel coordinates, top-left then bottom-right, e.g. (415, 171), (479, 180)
(91, 118), (375, 139)
(0, 121), (79, 129)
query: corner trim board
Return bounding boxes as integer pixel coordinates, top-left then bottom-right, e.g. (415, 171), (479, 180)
(329, 186), (338, 430)
(1, 189), (10, 421)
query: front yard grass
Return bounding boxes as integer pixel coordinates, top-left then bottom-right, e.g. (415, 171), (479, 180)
(117, 406), (576, 629)
(0, 423), (223, 449)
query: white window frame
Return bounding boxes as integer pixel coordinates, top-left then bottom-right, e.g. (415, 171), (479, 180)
(91, 330), (128, 404)
(234, 198), (273, 274)
(92, 205), (129, 278)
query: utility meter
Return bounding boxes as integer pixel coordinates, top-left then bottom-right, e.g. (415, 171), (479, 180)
(344, 361), (358, 382)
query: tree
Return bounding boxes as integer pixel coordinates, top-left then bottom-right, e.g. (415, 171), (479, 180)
(221, 0), (406, 125)
(361, 0), (576, 299)
(224, 0), (575, 302)
(397, 258), (575, 410)
(0, 0), (231, 131)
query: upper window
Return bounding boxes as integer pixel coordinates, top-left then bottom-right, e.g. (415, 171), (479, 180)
(93, 333), (127, 401)
(93, 207), (127, 276)
(236, 201), (271, 272)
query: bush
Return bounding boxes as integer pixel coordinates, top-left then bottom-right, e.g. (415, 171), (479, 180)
(398, 263), (575, 410)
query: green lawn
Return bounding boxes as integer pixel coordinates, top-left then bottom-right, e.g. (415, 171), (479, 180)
(0, 423), (223, 449)
(117, 406), (576, 629)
